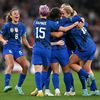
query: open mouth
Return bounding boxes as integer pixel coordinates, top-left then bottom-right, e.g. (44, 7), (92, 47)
(15, 16), (19, 20)
(15, 16), (19, 19)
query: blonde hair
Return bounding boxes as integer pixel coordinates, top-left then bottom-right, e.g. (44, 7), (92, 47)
(60, 3), (71, 9)
(63, 4), (74, 16)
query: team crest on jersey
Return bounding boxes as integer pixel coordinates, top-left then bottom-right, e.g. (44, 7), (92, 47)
(15, 28), (19, 32)
(10, 28), (14, 33)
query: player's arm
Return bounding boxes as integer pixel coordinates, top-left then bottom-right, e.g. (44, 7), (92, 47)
(21, 24), (32, 49)
(70, 15), (83, 22)
(0, 34), (8, 45)
(58, 21), (78, 32)
(51, 31), (63, 38)
(51, 20), (78, 37)
(0, 24), (8, 45)
(22, 35), (32, 49)
(51, 22), (78, 37)
(51, 40), (64, 46)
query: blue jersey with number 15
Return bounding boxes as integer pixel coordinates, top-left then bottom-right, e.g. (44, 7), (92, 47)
(33, 18), (60, 48)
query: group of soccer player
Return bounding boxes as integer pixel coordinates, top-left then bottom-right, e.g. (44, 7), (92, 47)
(0, 3), (100, 97)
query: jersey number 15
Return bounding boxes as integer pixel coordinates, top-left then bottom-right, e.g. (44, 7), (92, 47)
(36, 27), (46, 39)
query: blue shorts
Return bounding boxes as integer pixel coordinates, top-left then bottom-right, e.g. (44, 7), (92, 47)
(32, 46), (51, 67)
(51, 48), (69, 67)
(3, 45), (24, 59)
(74, 47), (96, 61)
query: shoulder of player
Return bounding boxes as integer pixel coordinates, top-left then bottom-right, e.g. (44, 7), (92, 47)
(47, 20), (57, 24)
(18, 22), (26, 29)
(2, 22), (11, 29)
(18, 22), (25, 26)
(4, 22), (11, 27)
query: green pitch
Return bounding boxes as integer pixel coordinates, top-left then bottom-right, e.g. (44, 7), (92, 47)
(0, 71), (100, 100)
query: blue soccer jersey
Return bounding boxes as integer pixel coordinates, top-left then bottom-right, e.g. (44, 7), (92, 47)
(64, 20), (96, 61)
(58, 16), (83, 51)
(50, 16), (82, 65)
(0, 22), (26, 46)
(50, 19), (70, 67)
(0, 22), (26, 59)
(50, 19), (66, 50)
(32, 18), (60, 66)
(33, 18), (60, 48)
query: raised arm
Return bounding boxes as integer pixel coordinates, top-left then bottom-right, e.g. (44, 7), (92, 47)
(51, 22), (78, 37)
(58, 21), (78, 32)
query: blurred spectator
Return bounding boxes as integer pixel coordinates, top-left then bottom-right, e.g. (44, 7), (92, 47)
(0, 0), (100, 71)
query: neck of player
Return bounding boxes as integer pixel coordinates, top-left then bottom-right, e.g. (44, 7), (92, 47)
(12, 20), (18, 24)
(40, 15), (47, 19)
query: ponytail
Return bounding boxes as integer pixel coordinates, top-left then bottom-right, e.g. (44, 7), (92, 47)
(6, 12), (12, 23)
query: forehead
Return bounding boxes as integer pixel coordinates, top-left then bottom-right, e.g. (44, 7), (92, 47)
(61, 9), (66, 13)
(11, 10), (19, 14)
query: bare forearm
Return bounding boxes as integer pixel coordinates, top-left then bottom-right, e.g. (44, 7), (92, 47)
(51, 32), (63, 38)
(0, 35), (6, 43)
(59, 22), (78, 32)
(22, 39), (30, 47)
(22, 36), (31, 48)
(51, 42), (58, 46)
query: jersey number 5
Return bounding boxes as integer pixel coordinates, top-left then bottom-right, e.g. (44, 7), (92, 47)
(36, 27), (46, 39)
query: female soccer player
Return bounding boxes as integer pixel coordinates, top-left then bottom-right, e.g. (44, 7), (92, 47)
(60, 4), (100, 96)
(48, 7), (75, 96)
(60, 3), (90, 96)
(0, 8), (32, 95)
(31, 5), (78, 97)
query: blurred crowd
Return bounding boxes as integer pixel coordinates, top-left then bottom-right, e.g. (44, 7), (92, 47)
(0, 0), (100, 71)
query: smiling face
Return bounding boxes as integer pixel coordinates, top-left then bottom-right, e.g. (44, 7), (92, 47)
(60, 6), (74, 18)
(10, 10), (20, 23)
(60, 8), (71, 18)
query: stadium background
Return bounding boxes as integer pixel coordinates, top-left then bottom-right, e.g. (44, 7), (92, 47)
(0, 0), (100, 100)
(0, 0), (100, 71)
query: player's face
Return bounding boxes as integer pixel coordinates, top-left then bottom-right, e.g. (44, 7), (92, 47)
(61, 9), (71, 18)
(10, 10), (20, 23)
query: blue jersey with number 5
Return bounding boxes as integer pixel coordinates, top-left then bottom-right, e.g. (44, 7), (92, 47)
(33, 18), (60, 48)
(0, 22), (26, 47)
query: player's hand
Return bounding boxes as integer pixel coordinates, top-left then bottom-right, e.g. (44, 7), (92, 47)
(56, 40), (64, 46)
(3, 40), (8, 45)
(28, 45), (33, 49)
(81, 17), (85, 22)
(77, 22), (84, 29)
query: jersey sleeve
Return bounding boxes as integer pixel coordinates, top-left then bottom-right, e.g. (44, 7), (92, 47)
(59, 18), (71, 26)
(49, 21), (60, 32)
(0, 24), (8, 35)
(70, 15), (83, 22)
(21, 24), (27, 36)
(84, 22), (89, 29)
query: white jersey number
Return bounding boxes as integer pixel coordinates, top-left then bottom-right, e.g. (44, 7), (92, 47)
(81, 27), (87, 34)
(36, 27), (46, 39)
(15, 33), (18, 39)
